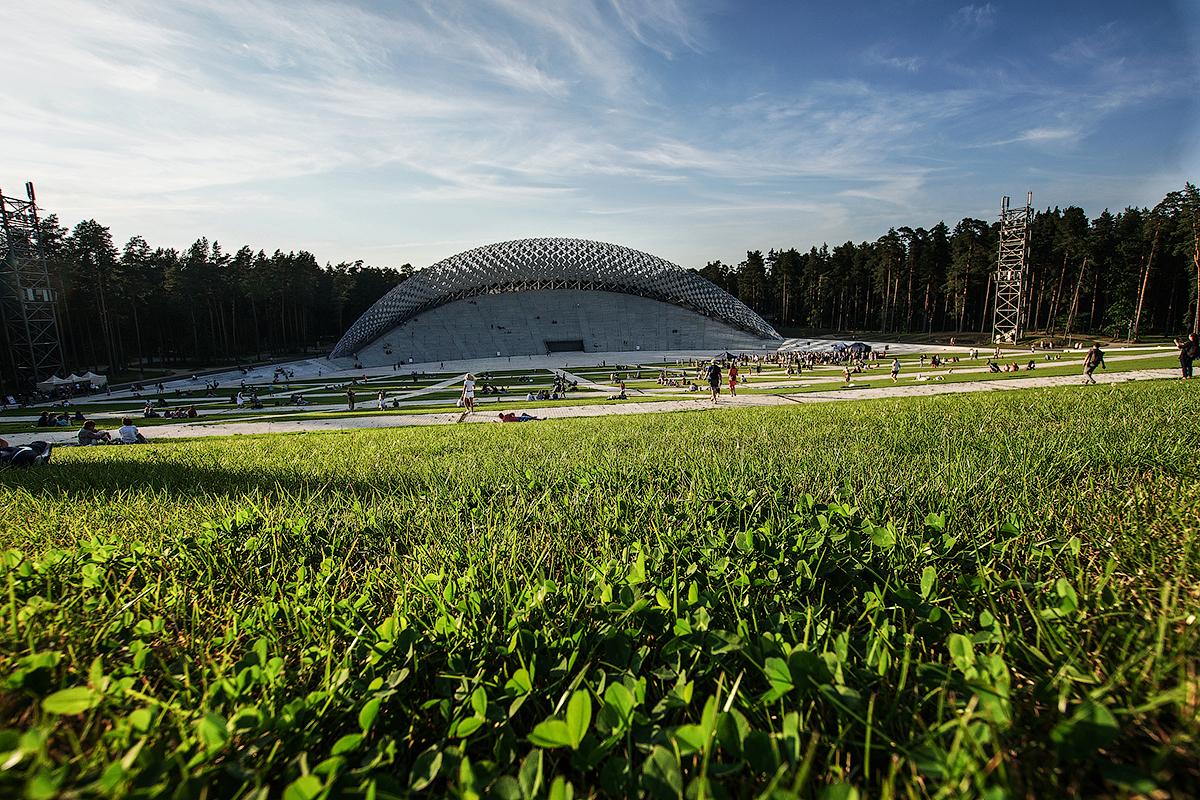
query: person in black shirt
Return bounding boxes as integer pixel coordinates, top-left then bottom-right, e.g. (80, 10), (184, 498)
(1174, 333), (1199, 380)
(705, 362), (722, 403)
(1083, 344), (1105, 384)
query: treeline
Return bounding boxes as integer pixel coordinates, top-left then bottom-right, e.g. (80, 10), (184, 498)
(698, 183), (1200, 339)
(6, 183), (1199, 388)
(22, 216), (410, 379)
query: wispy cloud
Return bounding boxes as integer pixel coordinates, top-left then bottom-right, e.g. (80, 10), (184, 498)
(608, 0), (708, 58)
(863, 44), (922, 73)
(951, 3), (996, 35)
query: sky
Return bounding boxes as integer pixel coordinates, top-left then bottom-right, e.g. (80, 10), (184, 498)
(4, 0), (1199, 271)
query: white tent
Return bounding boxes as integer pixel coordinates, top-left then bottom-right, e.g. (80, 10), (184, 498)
(66, 373), (86, 383)
(81, 371), (108, 387)
(35, 376), (71, 392)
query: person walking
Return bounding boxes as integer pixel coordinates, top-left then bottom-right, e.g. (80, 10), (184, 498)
(1174, 333), (1199, 380)
(1083, 343), (1106, 384)
(890, 357), (901, 382)
(347, 388), (356, 410)
(705, 361), (722, 403)
(461, 374), (476, 413)
(377, 390), (386, 410)
(728, 363), (739, 397)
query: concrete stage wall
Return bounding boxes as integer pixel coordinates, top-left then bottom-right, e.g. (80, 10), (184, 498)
(351, 289), (777, 366)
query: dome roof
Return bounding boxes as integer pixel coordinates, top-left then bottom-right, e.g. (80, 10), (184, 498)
(331, 237), (779, 357)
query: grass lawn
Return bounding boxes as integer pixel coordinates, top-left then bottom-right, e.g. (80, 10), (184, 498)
(737, 352), (1181, 394)
(1, 381), (1197, 797)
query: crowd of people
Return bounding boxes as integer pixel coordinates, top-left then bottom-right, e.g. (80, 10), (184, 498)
(142, 404), (198, 419)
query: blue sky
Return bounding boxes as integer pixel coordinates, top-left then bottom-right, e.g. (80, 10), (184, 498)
(5, 0), (1198, 270)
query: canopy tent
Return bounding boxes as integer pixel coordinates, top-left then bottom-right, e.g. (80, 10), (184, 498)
(35, 376), (71, 392)
(65, 373), (86, 383)
(847, 342), (871, 356)
(81, 371), (108, 387)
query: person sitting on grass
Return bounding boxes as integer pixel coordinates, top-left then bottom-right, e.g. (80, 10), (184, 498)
(117, 417), (147, 444)
(77, 420), (111, 445)
(36, 411), (50, 427)
(497, 411), (540, 422)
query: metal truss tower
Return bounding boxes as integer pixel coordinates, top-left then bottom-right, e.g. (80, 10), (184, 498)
(1, 182), (64, 388)
(992, 192), (1033, 343)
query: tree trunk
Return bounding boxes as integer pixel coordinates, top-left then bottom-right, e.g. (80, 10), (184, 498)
(980, 272), (993, 334)
(1064, 258), (1088, 340)
(131, 302), (144, 378)
(1031, 274), (1045, 333)
(188, 305), (200, 362)
(250, 298), (261, 361)
(1193, 213), (1200, 332)
(1048, 251), (1069, 334)
(1132, 224), (1160, 340)
(1088, 270), (1100, 332)
(892, 276), (900, 332)
(94, 275), (116, 371)
(905, 261), (914, 332)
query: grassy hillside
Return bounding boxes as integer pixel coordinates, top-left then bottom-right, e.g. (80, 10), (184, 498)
(1, 381), (1197, 798)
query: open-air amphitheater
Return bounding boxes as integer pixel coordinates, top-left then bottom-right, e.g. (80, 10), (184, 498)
(4, 237), (1183, 444)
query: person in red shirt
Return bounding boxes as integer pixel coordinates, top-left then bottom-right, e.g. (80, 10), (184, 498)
(728, 363), (739, 396)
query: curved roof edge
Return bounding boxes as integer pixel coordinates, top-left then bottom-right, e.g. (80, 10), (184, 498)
(331, 237), (780, 358)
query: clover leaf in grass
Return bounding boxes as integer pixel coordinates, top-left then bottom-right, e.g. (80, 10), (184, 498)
(282, 774), (323, 800)
(530, 690), (591, 750)
(41, 686), (98, 715)
(1050, 700), (1119, 759)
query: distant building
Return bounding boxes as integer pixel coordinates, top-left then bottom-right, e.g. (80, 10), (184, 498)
(331, 238), (780, 364)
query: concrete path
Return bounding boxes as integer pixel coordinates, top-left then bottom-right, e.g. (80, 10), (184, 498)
(4, 367), (1180, 447)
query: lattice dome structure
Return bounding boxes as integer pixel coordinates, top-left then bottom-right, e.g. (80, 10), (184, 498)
(331, 238), (780, 361)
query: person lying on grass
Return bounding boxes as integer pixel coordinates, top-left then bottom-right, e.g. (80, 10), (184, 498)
(0, 439), (52, 468)
(497, 412), (540, 422)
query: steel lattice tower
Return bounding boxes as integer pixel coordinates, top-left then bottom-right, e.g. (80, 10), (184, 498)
(992, 192), (1032, 343)
(1, 182), (64, 388)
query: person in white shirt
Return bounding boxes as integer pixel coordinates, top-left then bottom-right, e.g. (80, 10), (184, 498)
(117, 417), (147, 444)
(461, 374), (476, 412)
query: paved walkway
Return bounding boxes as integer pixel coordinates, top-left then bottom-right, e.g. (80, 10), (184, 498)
(4, 368), (1178, 446)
